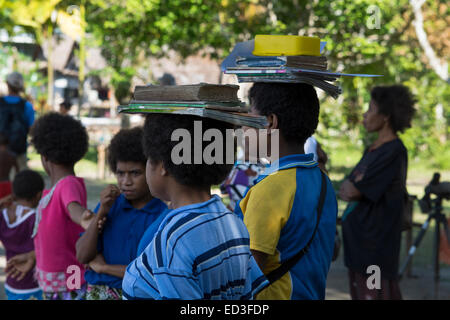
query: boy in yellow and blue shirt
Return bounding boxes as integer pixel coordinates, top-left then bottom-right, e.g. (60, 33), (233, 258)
(236, 83), (338, 300)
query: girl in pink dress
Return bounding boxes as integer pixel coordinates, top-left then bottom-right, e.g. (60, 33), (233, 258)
(28, 112), (93, 300)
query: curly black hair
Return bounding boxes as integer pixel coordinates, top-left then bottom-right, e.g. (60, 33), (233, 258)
(30, 112), (88, 165)
(249, 83), (320, 145)
(107, 126), (146, 172)
(370, 85), (416, 133)
(143, 114), (234, 190)
(13, 169), (44, 200)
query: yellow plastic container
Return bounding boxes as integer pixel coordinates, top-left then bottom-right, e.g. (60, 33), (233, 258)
(252, 35), (321, 56)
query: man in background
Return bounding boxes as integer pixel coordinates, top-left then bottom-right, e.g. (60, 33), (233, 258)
(0, 72), (35, 172)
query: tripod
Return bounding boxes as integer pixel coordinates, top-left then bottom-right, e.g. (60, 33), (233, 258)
(399, 186), (450, 299)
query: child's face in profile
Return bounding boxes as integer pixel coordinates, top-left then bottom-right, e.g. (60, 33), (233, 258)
(145, 159), (168, 201)
(115, 161), (149, 202)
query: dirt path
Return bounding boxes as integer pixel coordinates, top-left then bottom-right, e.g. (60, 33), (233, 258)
(326, 246), (450, 300)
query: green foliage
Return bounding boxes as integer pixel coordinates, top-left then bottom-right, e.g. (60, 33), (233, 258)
(2, 0), (448, 167)
(0, 43), (47, 102)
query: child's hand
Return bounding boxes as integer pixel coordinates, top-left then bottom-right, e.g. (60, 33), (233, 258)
(5, 252), (36, 281)
(88, 253), (107, 274)
(98, 185), (120, 218)
(97, 216), (107, 233)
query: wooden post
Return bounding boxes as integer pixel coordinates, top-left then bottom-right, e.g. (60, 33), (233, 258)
(47, 23), (54, 110)
(77, 2), (86, 118)
(97, 144), (106, 180)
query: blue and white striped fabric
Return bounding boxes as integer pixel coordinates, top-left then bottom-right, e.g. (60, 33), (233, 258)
(122, 195), (268, 300)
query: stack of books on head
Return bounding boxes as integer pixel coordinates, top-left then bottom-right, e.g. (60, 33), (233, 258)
(118, 83), (268, 128)
(223, 35), (342, 98)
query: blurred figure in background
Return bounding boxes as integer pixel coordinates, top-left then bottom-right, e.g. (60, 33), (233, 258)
(0, 72), (35, 172)
(158, 73), (176, 86)
(0, 134), (19, 201)
(339, 85), (416, 300)
(59, 100), (72, 116)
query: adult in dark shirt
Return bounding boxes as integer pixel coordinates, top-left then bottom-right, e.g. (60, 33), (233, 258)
(339, 85), (416, 300)
(1, 72), (35, 171)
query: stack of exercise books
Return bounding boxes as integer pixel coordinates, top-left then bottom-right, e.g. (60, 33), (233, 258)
(221, 35), (382, 98)
(118, 83), (268, 128)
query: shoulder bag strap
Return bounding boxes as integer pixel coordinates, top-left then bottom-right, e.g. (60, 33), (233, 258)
(265, 169), (328, 284)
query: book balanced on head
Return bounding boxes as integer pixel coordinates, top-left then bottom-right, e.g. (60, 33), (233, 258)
(119, 83), (268, 128)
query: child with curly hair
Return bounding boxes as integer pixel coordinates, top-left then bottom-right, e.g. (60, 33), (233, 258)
(76, 127), (168, 300)
(1, 170), (44, 300)
(122, 113), (268, 300)
(28, 112), (93, 300)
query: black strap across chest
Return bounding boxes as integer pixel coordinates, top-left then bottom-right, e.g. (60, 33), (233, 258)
(265, 170), (328, 284)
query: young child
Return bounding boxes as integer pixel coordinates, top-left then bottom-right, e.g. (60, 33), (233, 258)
(1, 170), (44, 300)
(0, 134), (19, 200)
(28, 112), (93, 300)
(76, 127), (168, 300)
(122, 113), (268, 300)
(237, 83), (338, 300)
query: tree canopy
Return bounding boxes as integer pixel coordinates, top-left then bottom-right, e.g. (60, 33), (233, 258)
(1, 0), (448, 168)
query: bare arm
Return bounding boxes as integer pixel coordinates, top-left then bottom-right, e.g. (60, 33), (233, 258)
(5, 250), (36, 281)
(76, 215), (104, 264)
(338, 179), (363, 202)
(75, 185), (119, 264)
(88, 254), (126, 278)
(99, 264), (127, 279)
(67, 202), (94, 229)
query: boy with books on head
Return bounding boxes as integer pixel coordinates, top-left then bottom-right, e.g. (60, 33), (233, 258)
(1, 170), (44, 300)
(237, 83), (338, 300)
(76, 127), (168, 300)
(122, 113), (268, 300)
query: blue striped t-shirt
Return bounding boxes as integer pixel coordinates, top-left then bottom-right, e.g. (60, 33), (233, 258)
(122, 195), (268, 300)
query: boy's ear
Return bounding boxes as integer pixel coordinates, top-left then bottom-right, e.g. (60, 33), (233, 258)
(266, 113), (279, 130)
(160, 163), (169, 177)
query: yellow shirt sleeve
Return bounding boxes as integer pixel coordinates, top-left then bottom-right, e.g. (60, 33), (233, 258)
(240, 169), (296, 255)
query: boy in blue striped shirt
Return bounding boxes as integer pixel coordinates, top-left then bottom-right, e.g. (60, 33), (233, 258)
(122, 114), (268, 300)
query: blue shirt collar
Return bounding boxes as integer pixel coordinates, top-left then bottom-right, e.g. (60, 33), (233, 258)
(120, 194), (166, 214)
(255, 153), (318, 184)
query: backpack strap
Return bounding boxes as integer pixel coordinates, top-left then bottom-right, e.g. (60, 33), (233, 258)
(15, 97), (27, 113)
(265, 169), (328, 284)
